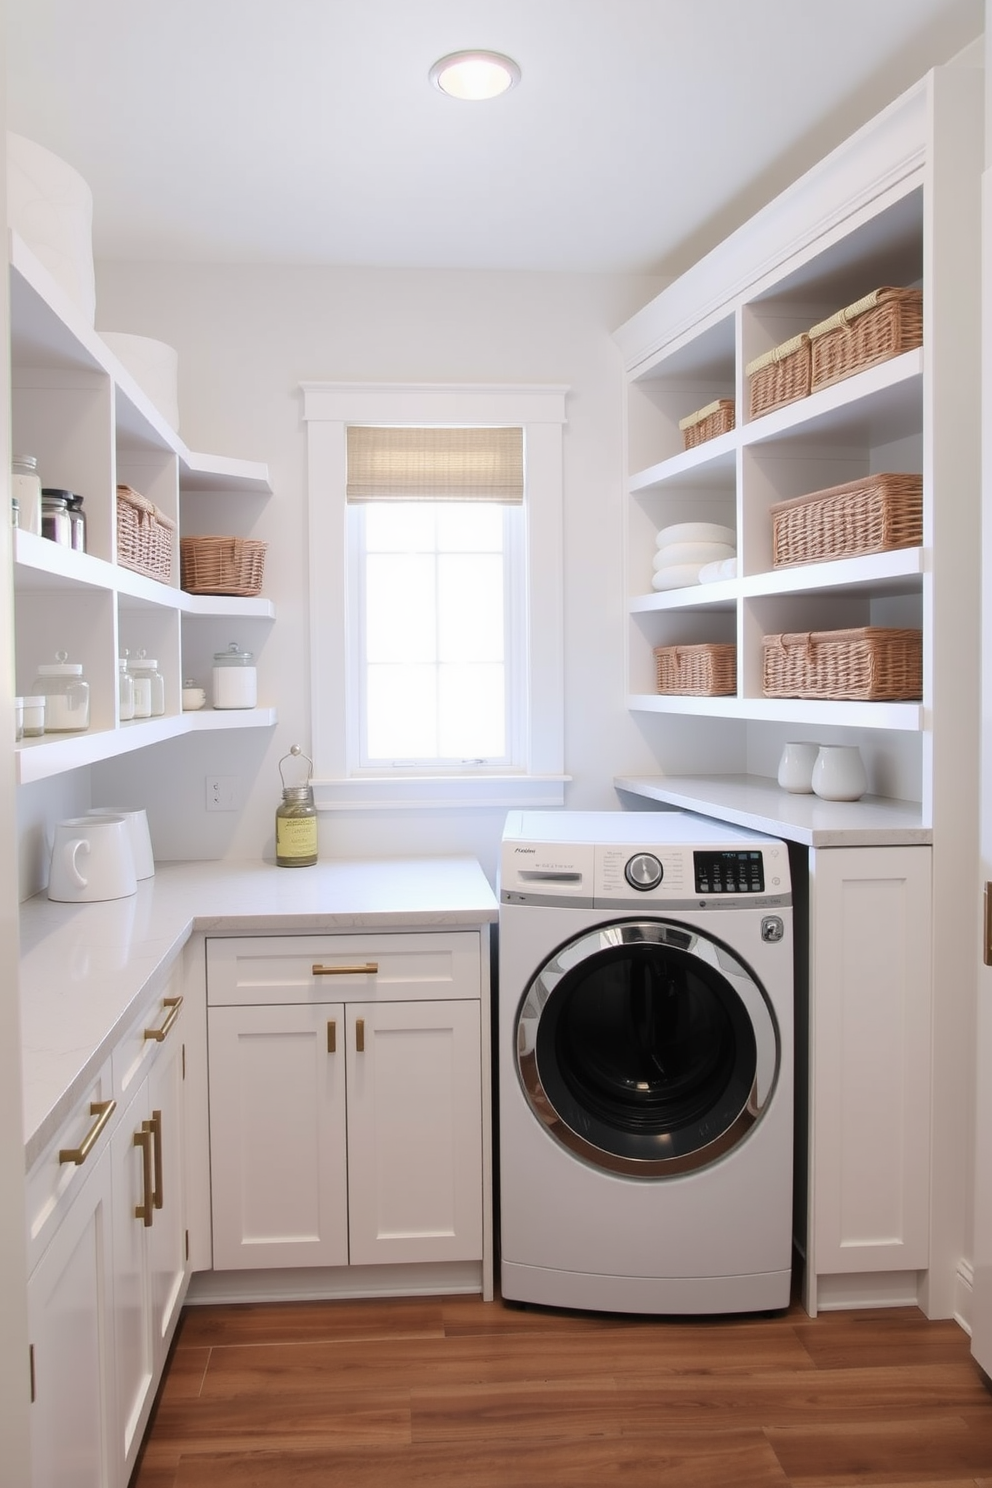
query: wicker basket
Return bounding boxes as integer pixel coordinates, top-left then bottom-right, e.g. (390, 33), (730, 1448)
(654, 642), (737, 696)
(761, 627), (922, 701)
(678, 399), (735, 451)
(180, 535), (267, 596)
(116, 484), (175, 583)
(745, 334), (811, 419)
(770, 472), (923, 569)
(809, 286), (923, 393)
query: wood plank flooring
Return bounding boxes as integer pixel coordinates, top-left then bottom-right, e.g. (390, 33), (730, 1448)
(132, 1291), (992, 1487)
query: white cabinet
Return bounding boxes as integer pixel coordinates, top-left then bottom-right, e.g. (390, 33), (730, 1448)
(9, 229), (277, 786)
(26, 1069), (117, 1488)
(806, 845), (933, 1312)
(206, 932), (488, 1295)
(110, 982), (188, 1482)
(25, 975), (190, 1488)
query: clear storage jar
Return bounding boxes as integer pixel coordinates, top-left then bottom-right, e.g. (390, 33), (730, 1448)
(41, 489), (72, 546)
(31, 652), (89, 732)
(12, 455), (42, 536)
(128, 654), (164, 718)
(212, 642), (257, 709)
(118, 658), (134, 721)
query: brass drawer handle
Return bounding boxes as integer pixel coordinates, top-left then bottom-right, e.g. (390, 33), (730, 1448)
(134, 1122), (154, 1227)
(312, 963), (378, 976)
(149, 1109), (164, 1210)
(144, 995), (183, 1042)
(59, 1099), (117, 1165)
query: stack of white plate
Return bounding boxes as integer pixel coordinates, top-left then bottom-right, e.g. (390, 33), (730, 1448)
(8, 133), (96, 325)
(653, 522), (736, 591)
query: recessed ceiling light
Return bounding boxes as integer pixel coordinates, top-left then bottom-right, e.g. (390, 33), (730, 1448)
(429, 50), (520, 101)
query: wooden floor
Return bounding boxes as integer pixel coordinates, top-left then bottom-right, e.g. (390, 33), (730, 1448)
(132, 1289), (992, 1487)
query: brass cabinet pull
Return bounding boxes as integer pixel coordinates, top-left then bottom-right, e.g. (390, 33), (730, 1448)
(149, 1109), (164, 1210)
(985, 882), (992, 966)
(356, 1017), (365, 1053)
(144, 995), (183, 1043)
(59, 1099), (117, 1166)
(327, 1019), (337, 1054)
(134, 1123), (154, 1227)
(312, 963), (378, 976)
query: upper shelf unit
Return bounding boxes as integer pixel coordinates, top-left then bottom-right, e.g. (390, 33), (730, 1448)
(614, 65), (981, 752)
(9, 230), (279, 785)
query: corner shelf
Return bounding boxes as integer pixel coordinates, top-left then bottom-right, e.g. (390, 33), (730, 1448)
(10, 230), (278, 785)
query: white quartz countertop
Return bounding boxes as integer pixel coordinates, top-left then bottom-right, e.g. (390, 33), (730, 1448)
(614, 774), (931, 847)
(20, 856), (497, 1169)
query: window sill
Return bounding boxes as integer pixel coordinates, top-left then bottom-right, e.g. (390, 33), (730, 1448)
(313, 775), (570, 811)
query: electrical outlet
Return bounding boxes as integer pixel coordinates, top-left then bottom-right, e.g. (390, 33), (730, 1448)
(205, 775), (242, 812)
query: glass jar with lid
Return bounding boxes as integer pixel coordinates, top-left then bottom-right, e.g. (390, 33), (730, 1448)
(12, 455), (42, 535)
(118, 657), (135, 721)
(31, 651), (90, 732)
(127, 652), (165, 718)
(212, 641), (257, 709)
(275, 746), (317, 867)
(40, 489), (72, 546)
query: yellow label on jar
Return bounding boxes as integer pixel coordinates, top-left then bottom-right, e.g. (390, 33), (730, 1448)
(276, 816), (318, 861)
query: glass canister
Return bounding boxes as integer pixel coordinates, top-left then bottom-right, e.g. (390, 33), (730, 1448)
(212, 641), (257, 709)
(128, 652), (165, 717)
(31, 651), (90, 732)
(41, 489), (72, 546)
(118, 657), (135, 721)
(66, 493), (86, 552)
(12, 455), (42, 536)
(275, 746), (317, 867)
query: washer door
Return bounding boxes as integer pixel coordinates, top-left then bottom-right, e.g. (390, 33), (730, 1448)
(515, 919), (780, 1177)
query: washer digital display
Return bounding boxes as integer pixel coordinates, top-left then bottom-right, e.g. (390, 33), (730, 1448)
(694, 849), (764, 894)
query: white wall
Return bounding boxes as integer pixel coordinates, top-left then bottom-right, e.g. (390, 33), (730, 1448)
(91, 262), (746, 883)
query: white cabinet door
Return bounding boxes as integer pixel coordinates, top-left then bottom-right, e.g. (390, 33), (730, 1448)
(809, 845), (932, 1296)
(208, 1002), (349, 1269)
(27, 1148), (116, 1488)
(147, 1020), (188, 1371)
(111, 999), (189, 1482)
(346, 1000), (483, 1266)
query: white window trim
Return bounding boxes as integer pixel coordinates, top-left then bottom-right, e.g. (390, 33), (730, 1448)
(301, 381), (570, 811)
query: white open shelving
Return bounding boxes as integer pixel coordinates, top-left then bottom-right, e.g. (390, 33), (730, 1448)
(9, 229), (278, 785)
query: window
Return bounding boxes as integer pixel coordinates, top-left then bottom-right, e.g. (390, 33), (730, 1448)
(302, 383), (568, 810)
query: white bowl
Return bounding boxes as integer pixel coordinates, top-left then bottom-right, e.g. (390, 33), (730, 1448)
(653, 540), (735, 570)
(8, 132), (96, 324)
(182, 687), (206, 711)
(100, 332), (180, 431)
(656, 522), (735, 549)
(651, 562), (705, 591)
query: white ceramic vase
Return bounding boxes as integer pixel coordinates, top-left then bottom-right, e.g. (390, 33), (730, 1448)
(777, 741), (820, 794)
(811, 745), (868, 801)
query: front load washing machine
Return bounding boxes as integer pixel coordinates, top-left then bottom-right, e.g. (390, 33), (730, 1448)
(498, 810), (794, 1315)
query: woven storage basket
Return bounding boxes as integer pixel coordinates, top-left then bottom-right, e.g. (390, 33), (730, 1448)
(761, 627), (922, 701)
(180, 535), (267, 596)
(654, 642), (737, 696)
(809, 286), (923, 393)
(116, 484), (175, 583)
(678, 399), (735, 451)
(746, 334), (811, 419)
(770, 472), (923, 569)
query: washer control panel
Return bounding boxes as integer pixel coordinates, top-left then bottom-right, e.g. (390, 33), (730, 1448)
(693, 849), (765, 895)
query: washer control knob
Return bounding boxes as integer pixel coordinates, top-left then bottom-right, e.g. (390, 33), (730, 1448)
(625, 852), (663, 891)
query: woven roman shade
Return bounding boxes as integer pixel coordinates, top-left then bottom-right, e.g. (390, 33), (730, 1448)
(346, 425), (523, 503)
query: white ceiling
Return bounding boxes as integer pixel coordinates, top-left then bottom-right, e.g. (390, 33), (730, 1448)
(5, 0), (985, 278)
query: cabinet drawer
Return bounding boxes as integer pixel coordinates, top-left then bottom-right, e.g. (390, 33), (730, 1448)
(206, 932), (482, 1006)
(112, 962), (185, 1106)
(25, 1057), (115, 1275)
